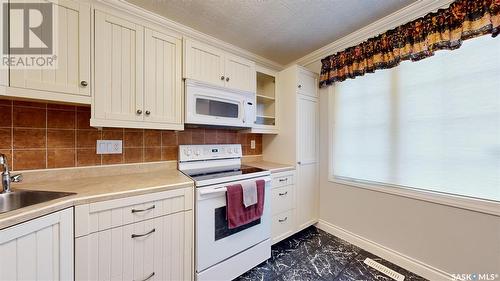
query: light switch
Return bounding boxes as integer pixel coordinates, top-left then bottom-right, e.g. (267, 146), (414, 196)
(96, 140), (123, 154)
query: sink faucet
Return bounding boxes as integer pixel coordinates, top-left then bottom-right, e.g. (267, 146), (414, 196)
(0, 154), (22, 194)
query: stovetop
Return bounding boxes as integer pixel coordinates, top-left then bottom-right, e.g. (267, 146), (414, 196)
(182, 165), (267, 184)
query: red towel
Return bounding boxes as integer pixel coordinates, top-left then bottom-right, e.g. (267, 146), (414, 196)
(226, 180), (265, 229)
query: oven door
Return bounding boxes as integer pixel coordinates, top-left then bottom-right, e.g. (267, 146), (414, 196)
(185, 80), (255, 128)
(196, 176), (271, 273)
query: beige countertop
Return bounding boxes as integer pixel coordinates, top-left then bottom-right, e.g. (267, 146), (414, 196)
(0, 162), (193, 230)
(245, 160), (295, 173)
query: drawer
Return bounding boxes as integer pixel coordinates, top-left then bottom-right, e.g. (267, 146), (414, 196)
(75, 211), (192, 281)
(75, 187), (193, 237)
(272, 174), (294, 188)
(272, 210), (293, 244)
(271, 185), (293, 215)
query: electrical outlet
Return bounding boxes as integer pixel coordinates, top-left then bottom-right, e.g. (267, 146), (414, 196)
(250, 140), (256, 149)
(97, 140), (123, 154)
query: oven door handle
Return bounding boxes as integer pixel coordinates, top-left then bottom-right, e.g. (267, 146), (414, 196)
(198, 176), (271, 197)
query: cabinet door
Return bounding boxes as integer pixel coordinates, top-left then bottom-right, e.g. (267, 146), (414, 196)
(9, 0), (91, 98)
(75, 211), (193, 281)
(0, 208), (74, 281)
(144, 28), (182, 127)
(296, 94), (319, 230)
(224, 55), (256, 93)
(184, 39), (225, 87)
(93, 11), (144, 123)
(297, 69), (318, 98)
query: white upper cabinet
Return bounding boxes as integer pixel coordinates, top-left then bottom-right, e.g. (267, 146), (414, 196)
(93, 11), (144, 124)
(297, 70), (318, 98)
(184, 39), (256, 93)
(184, 39), (225, 87)
(7, 0), (91, 104)
(224, 54), (256, 93)
(92, 10), (183, 130)
(144, 29), (183, 125)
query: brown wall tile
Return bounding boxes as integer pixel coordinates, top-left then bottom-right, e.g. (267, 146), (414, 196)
(0, 149), (13, 167)
(13, 128), (46, 149)
(77, 130), (101, 148)
(161, 131), (177, 146)
(162, 146), (177, 161)
(76, 110), (93, 130)
(13, 106), (46, 128)
(144, 130), (161, 147)
(102, 129), (124, 140)
(0, 105), (12, 127)
(124, 131), (144, 147)
(0, 128), (12, 149)
(48, 129), (75, 148)
(177, 131), (192, 145)
(48, 149), (76, 168)
(102, 154), (123, 165)
(77, 149), (101, 167)
(124, 147), (143, 163)
(145, 147), (161, 162)
(47, 109), (76, 129)
(14, 150), (46, 170)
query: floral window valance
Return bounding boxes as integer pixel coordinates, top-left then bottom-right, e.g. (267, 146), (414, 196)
(319, 0), (500, 87)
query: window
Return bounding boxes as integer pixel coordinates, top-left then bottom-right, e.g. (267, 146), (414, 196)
(332, 35), (500, 203)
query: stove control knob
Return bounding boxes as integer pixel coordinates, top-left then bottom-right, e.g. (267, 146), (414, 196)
(234, 147), (240, 154)
(185, 149), (192, 156)
(195, 149), (201, 156)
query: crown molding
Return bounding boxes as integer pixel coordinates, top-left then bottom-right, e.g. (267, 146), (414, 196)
(291, 0), (455, 68)
(95, 0), (284, 71)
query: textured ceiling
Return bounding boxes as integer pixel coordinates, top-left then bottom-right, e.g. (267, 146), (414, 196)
(126, 0), (417, 65)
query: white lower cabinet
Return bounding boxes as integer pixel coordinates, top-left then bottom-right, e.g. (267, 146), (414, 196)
(271, 170), (296, 244)
(0, 208), (74, 281)
(74, 188), (193, 281)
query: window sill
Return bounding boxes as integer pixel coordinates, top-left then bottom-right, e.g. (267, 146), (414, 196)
(328, 176), (500, 217)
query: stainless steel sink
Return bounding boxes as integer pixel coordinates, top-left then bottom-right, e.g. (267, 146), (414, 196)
(0, 190), (76, 214)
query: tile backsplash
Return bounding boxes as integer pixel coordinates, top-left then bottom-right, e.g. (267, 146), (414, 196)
(0, 99), (262, 171)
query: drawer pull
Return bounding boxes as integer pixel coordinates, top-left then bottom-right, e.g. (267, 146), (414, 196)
(131, 205), (155, 213)
(279, 178), (288, 182)
(279, 217), (288, 223)
(136, 272), (155, 281)
(131, 228), (156, 238)
(278, 191), (288, 196)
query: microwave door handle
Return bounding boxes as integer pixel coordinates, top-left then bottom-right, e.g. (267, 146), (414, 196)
(242, 101), (246, 124)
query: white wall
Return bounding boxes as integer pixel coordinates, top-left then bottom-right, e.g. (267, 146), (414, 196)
(317, 86), (500, 276)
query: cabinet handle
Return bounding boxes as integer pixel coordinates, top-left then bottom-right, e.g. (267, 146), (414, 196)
(279, 178), (288, 182)
(279, 191), (288, 196)
(226, 77), (230, 82)
(135, 272), (155, 281)
(145, 110), (151, 115)
(136, 109), (143, 115)
(220, 75), (225, 80)
(298, 84), (302, 89)
(279, 217), (288, 223)
(131, 205), (155, 213)
(131, 228), (156, 238)
(297, 161), (302, 165)
(80, 81), (88, 87)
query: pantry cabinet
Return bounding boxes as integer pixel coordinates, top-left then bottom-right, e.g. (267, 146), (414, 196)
(4, 0), (91, 104)
(184, 39), (256, 93)
(263, 65), (319, 232)
(91, 10), (183, 130)
(75, 188), (193, 281)
(0, 208), (74, 281)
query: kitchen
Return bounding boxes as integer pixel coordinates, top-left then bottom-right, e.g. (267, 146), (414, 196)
(1, 0), (499, 281)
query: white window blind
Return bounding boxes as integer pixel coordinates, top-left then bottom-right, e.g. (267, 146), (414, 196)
(332, 35), (500, 202)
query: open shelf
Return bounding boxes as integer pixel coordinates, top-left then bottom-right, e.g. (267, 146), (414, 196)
(257, 94), (276, 101)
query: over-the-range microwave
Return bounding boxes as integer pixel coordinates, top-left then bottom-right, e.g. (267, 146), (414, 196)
(185, 79), (256, 128)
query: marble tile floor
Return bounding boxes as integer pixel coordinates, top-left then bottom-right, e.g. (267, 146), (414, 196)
(235, 226), (427, 281)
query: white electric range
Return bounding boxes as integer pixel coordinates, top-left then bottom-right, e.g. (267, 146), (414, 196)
(178, 144), (271, 281)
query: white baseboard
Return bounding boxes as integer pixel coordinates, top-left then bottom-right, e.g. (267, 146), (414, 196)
(315, 219), (453, 281)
